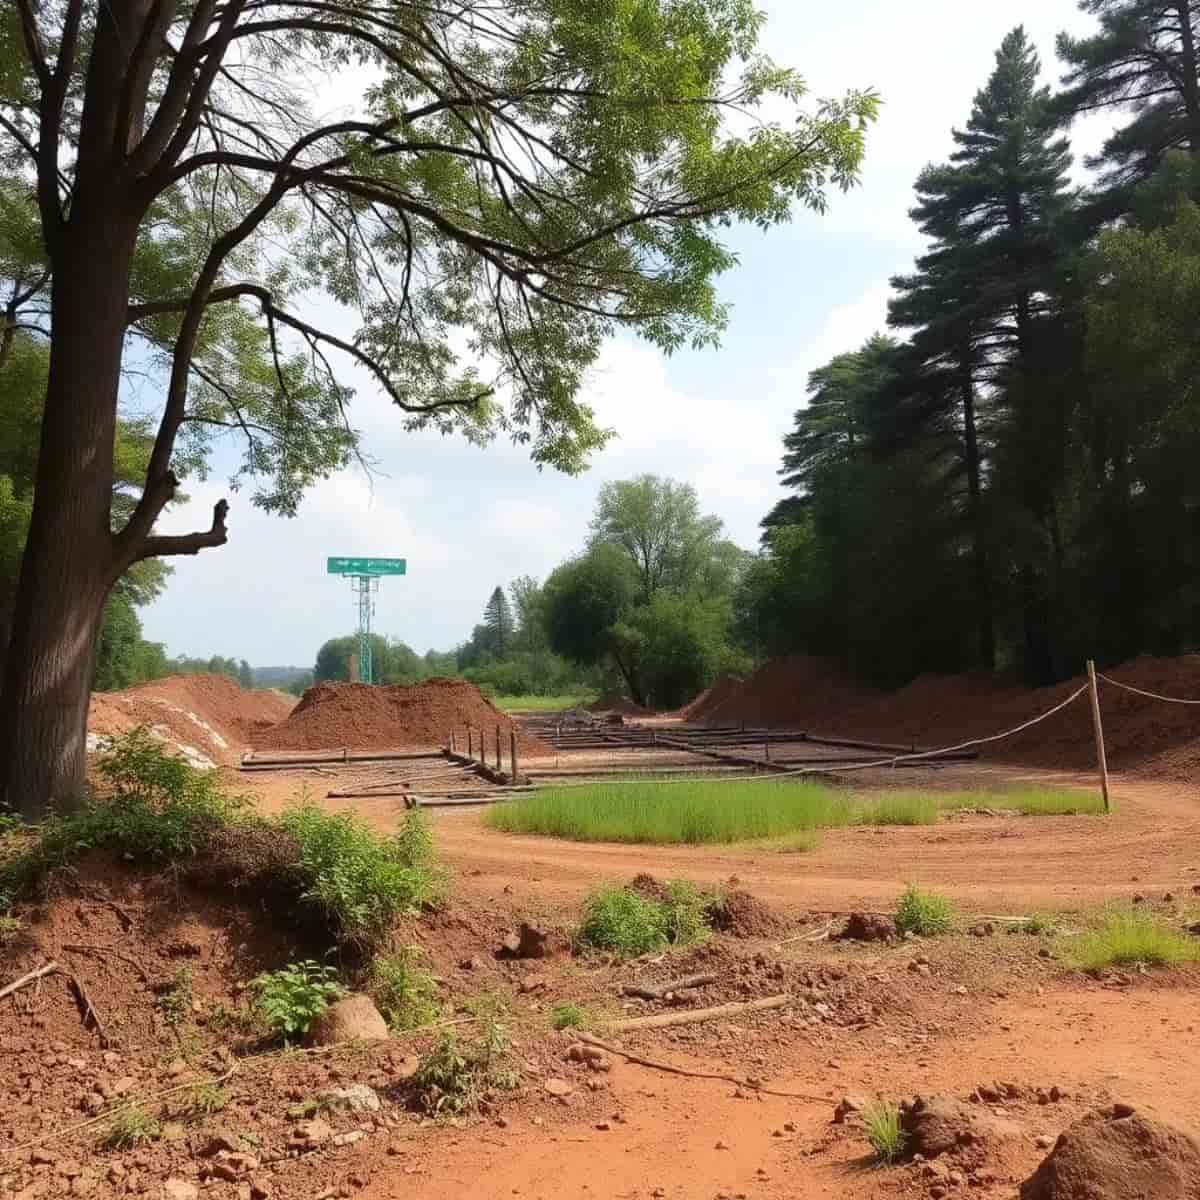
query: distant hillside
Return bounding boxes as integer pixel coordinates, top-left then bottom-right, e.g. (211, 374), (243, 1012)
(252, 665), (313, 689)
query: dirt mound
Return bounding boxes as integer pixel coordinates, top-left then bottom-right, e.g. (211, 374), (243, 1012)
(706, 888), (786, 938)
(88, 673), (295, 766)
(702, 655), (881, 730)
(1021, 1104), (1200, 1199)
(680, 674), (744, 721)
(900, 1095), (1022, 1159)
(837, 912), (896, 942)
(254, 676), (552, 755)
(587, 693), (653, 716)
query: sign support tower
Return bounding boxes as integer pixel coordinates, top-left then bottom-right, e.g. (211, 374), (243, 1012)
(326, 558), (408, 686)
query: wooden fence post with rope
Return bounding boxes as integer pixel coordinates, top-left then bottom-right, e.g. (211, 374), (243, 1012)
(1086, 659), (1111, 813)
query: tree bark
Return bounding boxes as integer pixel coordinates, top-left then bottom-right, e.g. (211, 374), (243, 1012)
(0, 208), (137, 817)
(958, 345), (995, 671)
(1177, 3), (1200, 152)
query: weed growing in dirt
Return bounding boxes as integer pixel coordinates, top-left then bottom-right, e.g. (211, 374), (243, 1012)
(1024, 912), (1059, 936)
(279, 806), (443, 948)
(861, 1099), (906, 1164)
(1069, 909), (1200, 970)
(369, 946), (441, 1031)
(413, 994), (516, 1115)
(894, 884), (957, 936)
(549, 1001), (591, 1030)
(0, 729), (243, 900)
(176, 1082), (230, 1119)
(251, 960), (344, 1040)
(0, 913), (21, 944)
(577, 882), (712, 956)
(156, 965), (194, 1029)
(932, 787), (1106, 816)
(101, 1103), (161, 1149)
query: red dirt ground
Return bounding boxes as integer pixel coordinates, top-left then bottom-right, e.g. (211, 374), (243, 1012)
(702, 654), (1200, 780)
(586, 693), (655, 717)
(252, 676), (553, 755)
(88, 674), (295, 766)
(679, 672), (744, 721)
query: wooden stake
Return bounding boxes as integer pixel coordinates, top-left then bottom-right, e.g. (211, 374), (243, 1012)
(1087, 659), (1111, 813)
(510, 729), (519, 784)
(467, 728), (474, 759)
(495, 724), (501, 771)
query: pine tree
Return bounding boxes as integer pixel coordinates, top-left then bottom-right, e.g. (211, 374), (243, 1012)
(483, 587), (514, 659)
(1057, 1), (1200, 207)
(238, 660), (254, 689)
(888, 27), (1075, 681)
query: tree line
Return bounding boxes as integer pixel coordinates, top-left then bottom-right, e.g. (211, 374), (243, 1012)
(744, 10), (1200, 687)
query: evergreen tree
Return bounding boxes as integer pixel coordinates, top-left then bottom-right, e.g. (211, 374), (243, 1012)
(889, 27), (1075, 682)
(1057, 1), (1200, 208)
(483, 587), (514, 659)
(238, 660), (254, 689)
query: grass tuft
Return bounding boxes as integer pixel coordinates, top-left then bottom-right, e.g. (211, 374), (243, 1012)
(933, 787), (1107, 816)
(862, 1099), (906, 1164)
(369, 946), (441, 1031)
(1069, 909), (1200, 970)
(854, 794), (938, 826)
(894, 884), (957, 936)
(100, 1103), (161, 1150)
(549, 1001), (591, 1030)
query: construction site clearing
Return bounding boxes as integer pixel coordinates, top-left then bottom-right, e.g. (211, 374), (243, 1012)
(17, 653), (1196, 1200)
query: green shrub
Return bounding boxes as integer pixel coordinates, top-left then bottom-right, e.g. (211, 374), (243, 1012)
(0, 728), (242, 901)
(577, 881), (713, 957)
(279, 806), (443, 948)
(413, 994), (515, 1115)
(251, 960), (344, 1039)
(369, 946), (440, 1031)
(0, 914), (21, 944)
(1069, 910), (1200, 970)
(549, 1001), (590, 1030)
(862, 1099), (906, 1163)
(175, 1082), (230, 1119)
(894, 884), (956, 936)
(156, 965), (194, 1029)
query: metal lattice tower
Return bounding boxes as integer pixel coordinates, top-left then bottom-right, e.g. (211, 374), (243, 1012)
(350, 575), (379, 683)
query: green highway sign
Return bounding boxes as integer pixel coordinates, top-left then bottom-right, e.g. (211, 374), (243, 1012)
(327, 556), (407, 576)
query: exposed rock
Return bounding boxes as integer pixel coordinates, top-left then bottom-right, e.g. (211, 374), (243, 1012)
(161, 1182), (199, 1200)
(900, 1096), (1021, 1159)
(326, 1084), (381, 1113)
(289, 1119), (333, 1151)
(832, 1095), (869, 1124)
(497, 921), (561, 959)
(1021, 1105), (1200, 1200)
(838, 913), (895, 942)
(307, 995), (388, 1046)
(543, 1078), (573, 1097)
(198, 1129), (245, 1157)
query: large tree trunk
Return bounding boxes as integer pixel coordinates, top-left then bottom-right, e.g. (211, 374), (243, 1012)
(0, 212), (136, 817)
(1177, 3), (1200, 151)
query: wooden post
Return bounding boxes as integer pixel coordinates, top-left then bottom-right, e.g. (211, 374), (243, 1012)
(1086, 659), (1111, 813)
(467, 728), (474, 759)
(510, 729), (519, 784)
(449, 730), (456, 754)
(495, 725), (502, 771)
(764, 738), (770, 763)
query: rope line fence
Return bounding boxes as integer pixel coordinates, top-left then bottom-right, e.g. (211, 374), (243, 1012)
(1098, 673), (1200, 705)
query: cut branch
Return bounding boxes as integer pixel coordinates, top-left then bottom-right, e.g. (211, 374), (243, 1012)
(136, 498), (229, 561)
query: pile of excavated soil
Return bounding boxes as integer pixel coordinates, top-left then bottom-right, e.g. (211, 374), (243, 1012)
(701, 653), (1200, 781)
(680, 673), (744, 721)
(88, 673), (295, 767)
(253, 676), (553, 754)
(701, 655), (881, 730)
(587, 693), (654, 716)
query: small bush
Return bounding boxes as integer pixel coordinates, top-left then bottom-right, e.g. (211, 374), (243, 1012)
(1069, 910), (1200, 970)
(175, 1082), (230, 1120)
(101, 1103), (161, 1150)
(0, 728), (242, 901)
(156, 965), (194, 1029)
(549, 1001), (590, 1030)
(279, 806), (443, 948)
(862, 1099), (906, 1164)
(0, 914), (21, 944)
(894, 884), (956, 936)
(369, 946), (440, 1031)
(413, 994), (515, 1115)
(251, 960), (344, 1040)
(577, 881), (715, 956)
(1025, 912), (1058, 936)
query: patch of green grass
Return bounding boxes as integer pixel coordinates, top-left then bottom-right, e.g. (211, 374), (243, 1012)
(486, 778), (851, 845)
(0, 913), (21, 944)
(156, 965), (194, 1029)
(492, 694), (597, 712)
(278, 806), (443, 948)
(1068, 909), (1200, 970)
(576, 881), (712, 957)
(100, 1103), (161, 1150)
(932, 787), (1107, 816)
(175, 1082), (230, 1120)
(413, 994), (516, 1115)
(861, 1099), (906, 1164)
(251, 960), (344, 1040)
(1024, 911), (1059, 936)
(894, 884), (957, 936)
(853, 793), (938, 826)
(549, 1001), (591, 1030)
(369, 946), (441, 1031)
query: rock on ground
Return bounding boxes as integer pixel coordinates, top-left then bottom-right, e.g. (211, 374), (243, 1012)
(1021, 1104), (1200, 1200)
(307, 995), (388, 1045)
(838, 912), (896, 942)
(900, 1096), (1022, 1159)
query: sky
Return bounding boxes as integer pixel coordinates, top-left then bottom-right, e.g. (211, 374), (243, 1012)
(141, 0), (1114, 668)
